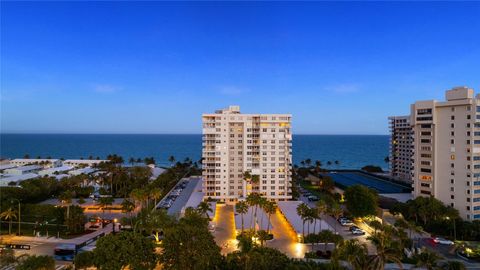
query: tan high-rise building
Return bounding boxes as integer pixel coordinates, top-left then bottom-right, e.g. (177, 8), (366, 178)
(202, 106), (292, 203)
(388, 116), (413, 182)
(411, 87), (480, 220)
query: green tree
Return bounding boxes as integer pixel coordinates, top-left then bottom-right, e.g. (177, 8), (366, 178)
(344, 185), (378, 218)
(333, 239), (370, 270)
(159, 209), (222, 270)
(74, 251), (95, 269)
(263, 201), (276, 234)
(328, 203), (343, 233)
(64, 205), (86, 233)
(225, 247), (290, 270)
(1, 208), (17, 235)
(168, 155), (176, 166)
(97, 196), (114, 219)
(197, 201), (213, 220)
(236, 201), (249, 232)
(413, 249), (441, 270)
(93, 231), (157, 270)
(16, 255), (55, 270)
(296, 203), (309, 240)
(0, 248), (16, 267)
(149, 188), (163, 209)
(440, 261), (466, 270)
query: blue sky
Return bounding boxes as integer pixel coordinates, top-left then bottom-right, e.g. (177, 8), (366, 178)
(1, 1), (479, 134)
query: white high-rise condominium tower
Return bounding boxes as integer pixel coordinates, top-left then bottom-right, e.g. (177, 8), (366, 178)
(202, 106), (292, 203)
(388, 115), (413, 183)
(411, 87), (480, 220)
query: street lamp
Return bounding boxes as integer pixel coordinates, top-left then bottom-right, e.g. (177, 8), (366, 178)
(112, 218), (118, 234)
(11, 199), (21, 236)
(445, 216), (456, 241)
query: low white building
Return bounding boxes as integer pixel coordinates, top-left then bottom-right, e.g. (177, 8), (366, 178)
(10, 159), (62, 168)
(38, 166), (73, 176)
(63, 159), (108, 167)
(0, 173), (39, 186)
(4, 165), (42, 175)
(69, 167), (97, 176)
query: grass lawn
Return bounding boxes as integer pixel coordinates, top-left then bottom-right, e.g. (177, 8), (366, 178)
(299, 181), (331, 200)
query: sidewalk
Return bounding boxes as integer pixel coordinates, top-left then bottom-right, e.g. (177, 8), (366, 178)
(1, 223), (113, 245)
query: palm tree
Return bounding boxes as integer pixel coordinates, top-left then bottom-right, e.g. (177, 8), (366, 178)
(197, 201), (213, 220)
(168, 156), (176, 166)
(97, 197), (114, 220)
(327, 161), (332, 166)
(328, 203), (343, 233)
(333, 239), (370, 270)
(129, 157), (135, 166)
(296, 203), (309, 240)
(150, 188), (163, 209)
(414, 249), (441, 270)
(305, 158), (312, 168)
(334, 160), (340, 165)
(367, 230), (404, 270)
(315, 200), (327, 233)
(121, 199), (135, 219)
(246, 193), (262, 232)
(236, 201), (249, 232)
(1, 208), (17, 235)
(257, 230), (270, 247)
(58, 191), (73, 220)
(263, 201), (276, 234)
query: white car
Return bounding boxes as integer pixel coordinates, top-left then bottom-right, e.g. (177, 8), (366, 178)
(432, 237), (454, 245)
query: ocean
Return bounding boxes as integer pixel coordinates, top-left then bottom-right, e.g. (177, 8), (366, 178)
(0, 134), (389, 170)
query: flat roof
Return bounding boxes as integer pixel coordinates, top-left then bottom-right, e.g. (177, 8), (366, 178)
(5, 165), (42, 172)
(0, 173), (39, 185)
(11, 158), (59, 162)
(39, 166), (73, 175)
(277, 201), (333, 235)
(0, 164), (17, 170)
(69, 167), (96, 175)
(166, 177), (201, 215)
(64, 159), (109, 163)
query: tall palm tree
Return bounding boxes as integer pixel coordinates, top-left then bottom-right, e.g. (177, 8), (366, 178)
(246, 193), (262, 232)
(305, 158), (312, 168)
(129, 157), (135, 166)
(367, 230), (404, 270)
(58, 191), (73, 220)
(316, 200), (327, 233)
(263, 201), (276, 234)
(1, 208), (17, 235)
(168, 156), (176, 167)
(333, 239), (370, 270)
(197, 201), (213, 220)
(150, 188), (163, 209)
(236, 201), (249, 232)
(328, 203), (343, 233)
(296, 203), (309, 240)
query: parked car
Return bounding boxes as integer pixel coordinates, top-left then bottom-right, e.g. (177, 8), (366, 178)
(339, 218), (354, 226)
(432, 237), (454, 245)
(350, 226), (365, 235)
(308, 195), (319, 201)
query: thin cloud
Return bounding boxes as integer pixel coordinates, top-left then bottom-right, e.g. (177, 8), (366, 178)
(218, 86), (249, 96)
(93, 84), (121, 93)
(325, 83), (360, 94)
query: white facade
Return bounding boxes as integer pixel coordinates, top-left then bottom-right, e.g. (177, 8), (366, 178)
(38, 166), (73, 176)
(10, 159), (62, 168)
(63, 159), (108, 167)
(202, 106), (292, 203)
(388, 115), (413, 182)
(4, 165), (42, 175)
(411, 87), (480, 220)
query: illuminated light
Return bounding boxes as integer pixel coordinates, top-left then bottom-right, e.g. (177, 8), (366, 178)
(420, 175), (432, 181)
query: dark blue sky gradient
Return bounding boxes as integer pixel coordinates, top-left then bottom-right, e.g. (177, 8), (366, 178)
(1, 1), (479, 134)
